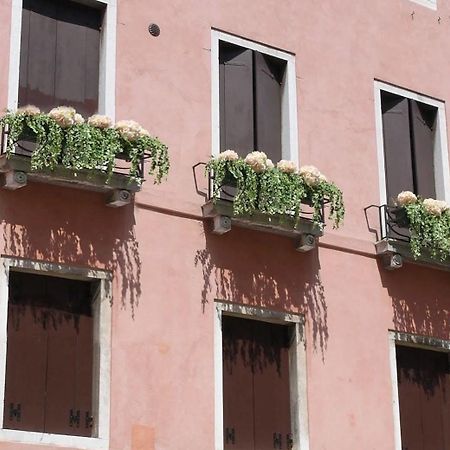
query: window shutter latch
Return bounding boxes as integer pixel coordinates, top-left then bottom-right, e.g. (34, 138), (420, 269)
(8, 403), (21, 422)
(225, 427), (235, 444)
(69, 409), (81, 428)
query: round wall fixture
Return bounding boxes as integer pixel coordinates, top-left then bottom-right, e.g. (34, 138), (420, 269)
(148, 23), (161, 37)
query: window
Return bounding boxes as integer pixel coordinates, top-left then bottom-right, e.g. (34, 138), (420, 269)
(215, 303), (309, 450)
(18, 0), (103, 116)
(212, 31), (299, 165)
(8, 0), (116, 117)
(395, 345), (450, 449)
(375, 82), (450, 206)
(409, 0), (437, 10)
(0, 259), (111, 449)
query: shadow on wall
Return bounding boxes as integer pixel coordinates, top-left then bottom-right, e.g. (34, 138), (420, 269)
(379, 261), (450, 340)
(0, 183), (142, 317)
(195, 223), (329, 357)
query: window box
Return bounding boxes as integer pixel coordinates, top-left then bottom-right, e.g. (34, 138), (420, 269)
(201, 154), (344, 252)
(367, 203), (450, 271)
(0, 109), (169, 207)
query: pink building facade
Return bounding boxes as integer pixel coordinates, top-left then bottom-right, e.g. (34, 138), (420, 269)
(0, 0), (448, 449)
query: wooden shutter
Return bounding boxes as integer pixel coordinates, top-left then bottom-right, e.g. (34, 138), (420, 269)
(396, 346), (450, 450)
(19, 0), (58, 111)
(222, 316), (292, 450)
(381, 92), (415, 204)
(19, 0), (102, 115)
(254, 52), (285, 163)
(222, 316), (255, 450)
(253, 321), (292, 450)
(219, 42), (254, 156)
(4, 272), (94, 436)
(410, 100), (437, 199)
(3, 274), (48, 432)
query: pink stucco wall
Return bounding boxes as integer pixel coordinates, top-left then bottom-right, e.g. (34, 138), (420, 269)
(0, 0), (449, 449)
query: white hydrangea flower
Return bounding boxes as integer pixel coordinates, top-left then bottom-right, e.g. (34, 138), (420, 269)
(244, 151), (268, 173)
(48, 106), (80, 128)
(217, 150), (239, 162)
(299, 165), (326, 187)
(16, 105), (41, 116)
(115, 120), (143, 141)
(139, 128), (151, 138)
(423, 198), (448, 216)
(277, 159), (297, 174)
(266, 158), (274, 169)
(88, 114), (112, 129)
(74, 113), (85, 125)
(396, 191), (417, 207)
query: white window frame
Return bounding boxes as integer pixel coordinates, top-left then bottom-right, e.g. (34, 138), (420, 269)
(7, 0), (117, 119)
(388, 331), (450, 450)
(409, 0), (437, 10)
(211, 30), (299, 166)
(0, 257), (112, 449)
(214, 301), (309, 450)
(374, 80), (450, 205)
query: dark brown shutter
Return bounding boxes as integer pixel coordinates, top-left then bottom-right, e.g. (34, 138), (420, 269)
(254, 52), (285, 162)
(222, 316), (255, 450)
(19, 0), (58, 111)
(19, 0), (102, 115)
(4, 272), (94, 436)
(381, 92), (415, 204)
(222, 317), (292, 450)
(396, 346), (450, 450)
(3, 302), (47, 432)
(410, 100), (437, 199)
(219, 42), (254, 156)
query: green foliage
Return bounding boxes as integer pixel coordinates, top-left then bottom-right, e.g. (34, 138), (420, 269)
(0, 111), (169, 184)
(403, 201), (450, 261)
(206, 158), (345, 228)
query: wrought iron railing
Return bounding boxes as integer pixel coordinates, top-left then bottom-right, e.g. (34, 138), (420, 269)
(364, 204), (410, 243)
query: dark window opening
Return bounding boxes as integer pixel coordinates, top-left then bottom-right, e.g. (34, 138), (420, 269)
(396, 345), (450, 450)
(19, 0), (104, 117)
(381, 91), (438, 204)
(219, 41), (287, 162)
(3, 271), (97, 437)
(222, 315), (292, 449)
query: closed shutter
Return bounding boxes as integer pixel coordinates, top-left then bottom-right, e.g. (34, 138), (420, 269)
(3, 272), (94, 436)
(19, 0), (102, 116)
(253, 321), (292, 450)
(222, 316), (292, 450)
(219, 43), (254, 156)
(222, 316), (255, 450)
(254, 52), (285, 163)
(396, 346), (450, 450)
(410, 100), (437, 199)
(381, 92), (415, 204)
(3, 297), (47, 432)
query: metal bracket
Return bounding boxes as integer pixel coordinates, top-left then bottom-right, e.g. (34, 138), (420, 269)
(225, 427), (235, 444)
(69, 409), (80, 428)
(273, 432), (282, 449)
(9, 403), (21, 422)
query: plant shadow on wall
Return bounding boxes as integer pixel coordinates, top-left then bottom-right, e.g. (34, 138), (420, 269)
(378, 261), (450, 341)
(0, 184), (142, 317)
(195, 225), (329, 357)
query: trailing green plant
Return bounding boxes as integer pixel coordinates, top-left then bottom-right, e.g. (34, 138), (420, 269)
(396, 194), (450, 261)
(0, 108), (169, 184)
(206, 152), (345, 228)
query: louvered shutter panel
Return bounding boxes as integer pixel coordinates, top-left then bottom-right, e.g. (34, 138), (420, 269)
(253, 321), (292, 450)
(381, 92), (415, 204)
(254, 51), (285, 162)
(222, 316), (255, 450)
(219, 43), (254, 156)
(19, 0), (58, 110)
(410, 100), (437, 199)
